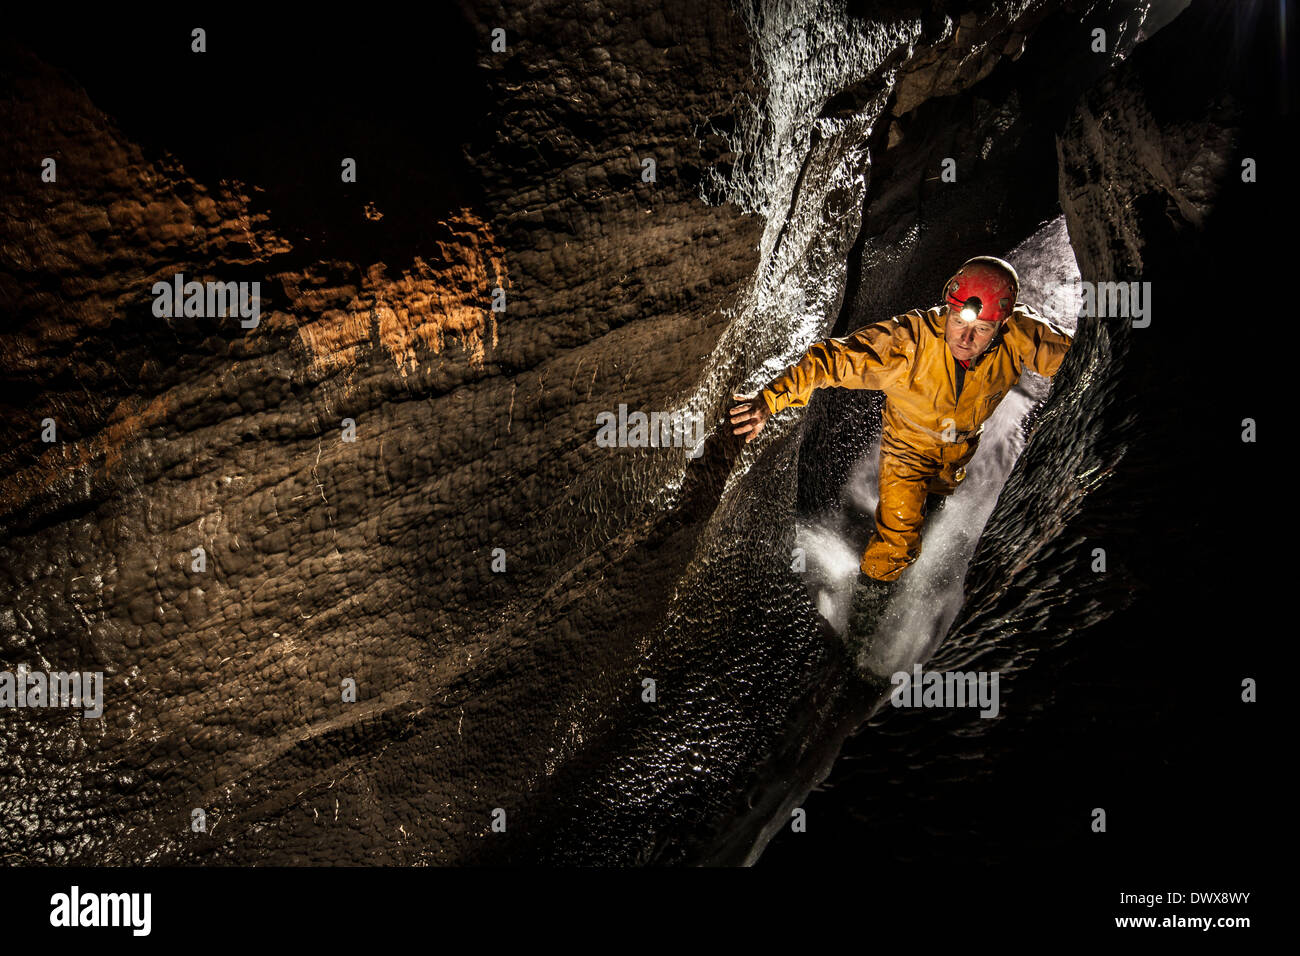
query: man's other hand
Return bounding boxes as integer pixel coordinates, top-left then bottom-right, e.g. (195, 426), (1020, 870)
(730, 393), (771, 443)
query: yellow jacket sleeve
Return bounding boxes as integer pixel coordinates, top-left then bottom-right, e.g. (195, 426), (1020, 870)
(759, 313), (920, 414)
(1003, 305), (1073, 378)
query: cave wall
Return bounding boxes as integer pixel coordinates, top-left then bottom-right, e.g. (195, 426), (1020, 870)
(1, 2), (765, 864)
(2, 0), (1260, 867)
(762, 0), (1277, 866)
(958, 0), (1271, 663)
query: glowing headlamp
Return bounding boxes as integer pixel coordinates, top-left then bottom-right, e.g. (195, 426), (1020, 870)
(958, 296), (982, 322)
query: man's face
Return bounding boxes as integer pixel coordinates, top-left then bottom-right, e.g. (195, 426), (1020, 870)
(944, 307), (1000, 363)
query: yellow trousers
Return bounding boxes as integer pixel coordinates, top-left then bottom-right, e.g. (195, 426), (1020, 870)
(859, 416), (980, 582)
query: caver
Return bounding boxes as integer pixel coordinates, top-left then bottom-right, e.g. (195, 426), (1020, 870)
(729, 256), (1073, 634)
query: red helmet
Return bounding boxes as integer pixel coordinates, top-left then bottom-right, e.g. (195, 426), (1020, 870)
(942, 256), (1019, 324)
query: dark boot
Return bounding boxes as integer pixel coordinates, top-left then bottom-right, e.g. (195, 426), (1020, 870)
(847, 571), (896, 636)
(923, 493), (948, 517)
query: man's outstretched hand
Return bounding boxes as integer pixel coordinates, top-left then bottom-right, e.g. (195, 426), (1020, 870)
(730, 393), (771, 443)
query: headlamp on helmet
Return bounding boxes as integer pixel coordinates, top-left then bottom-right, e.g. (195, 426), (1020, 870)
(942, 257), (1019, 325)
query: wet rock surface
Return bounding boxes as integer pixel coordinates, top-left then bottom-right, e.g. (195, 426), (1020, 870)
(2, 4), (765, 865)
(765, 0), (1276, 868)
(1, 0), (1277, 867)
